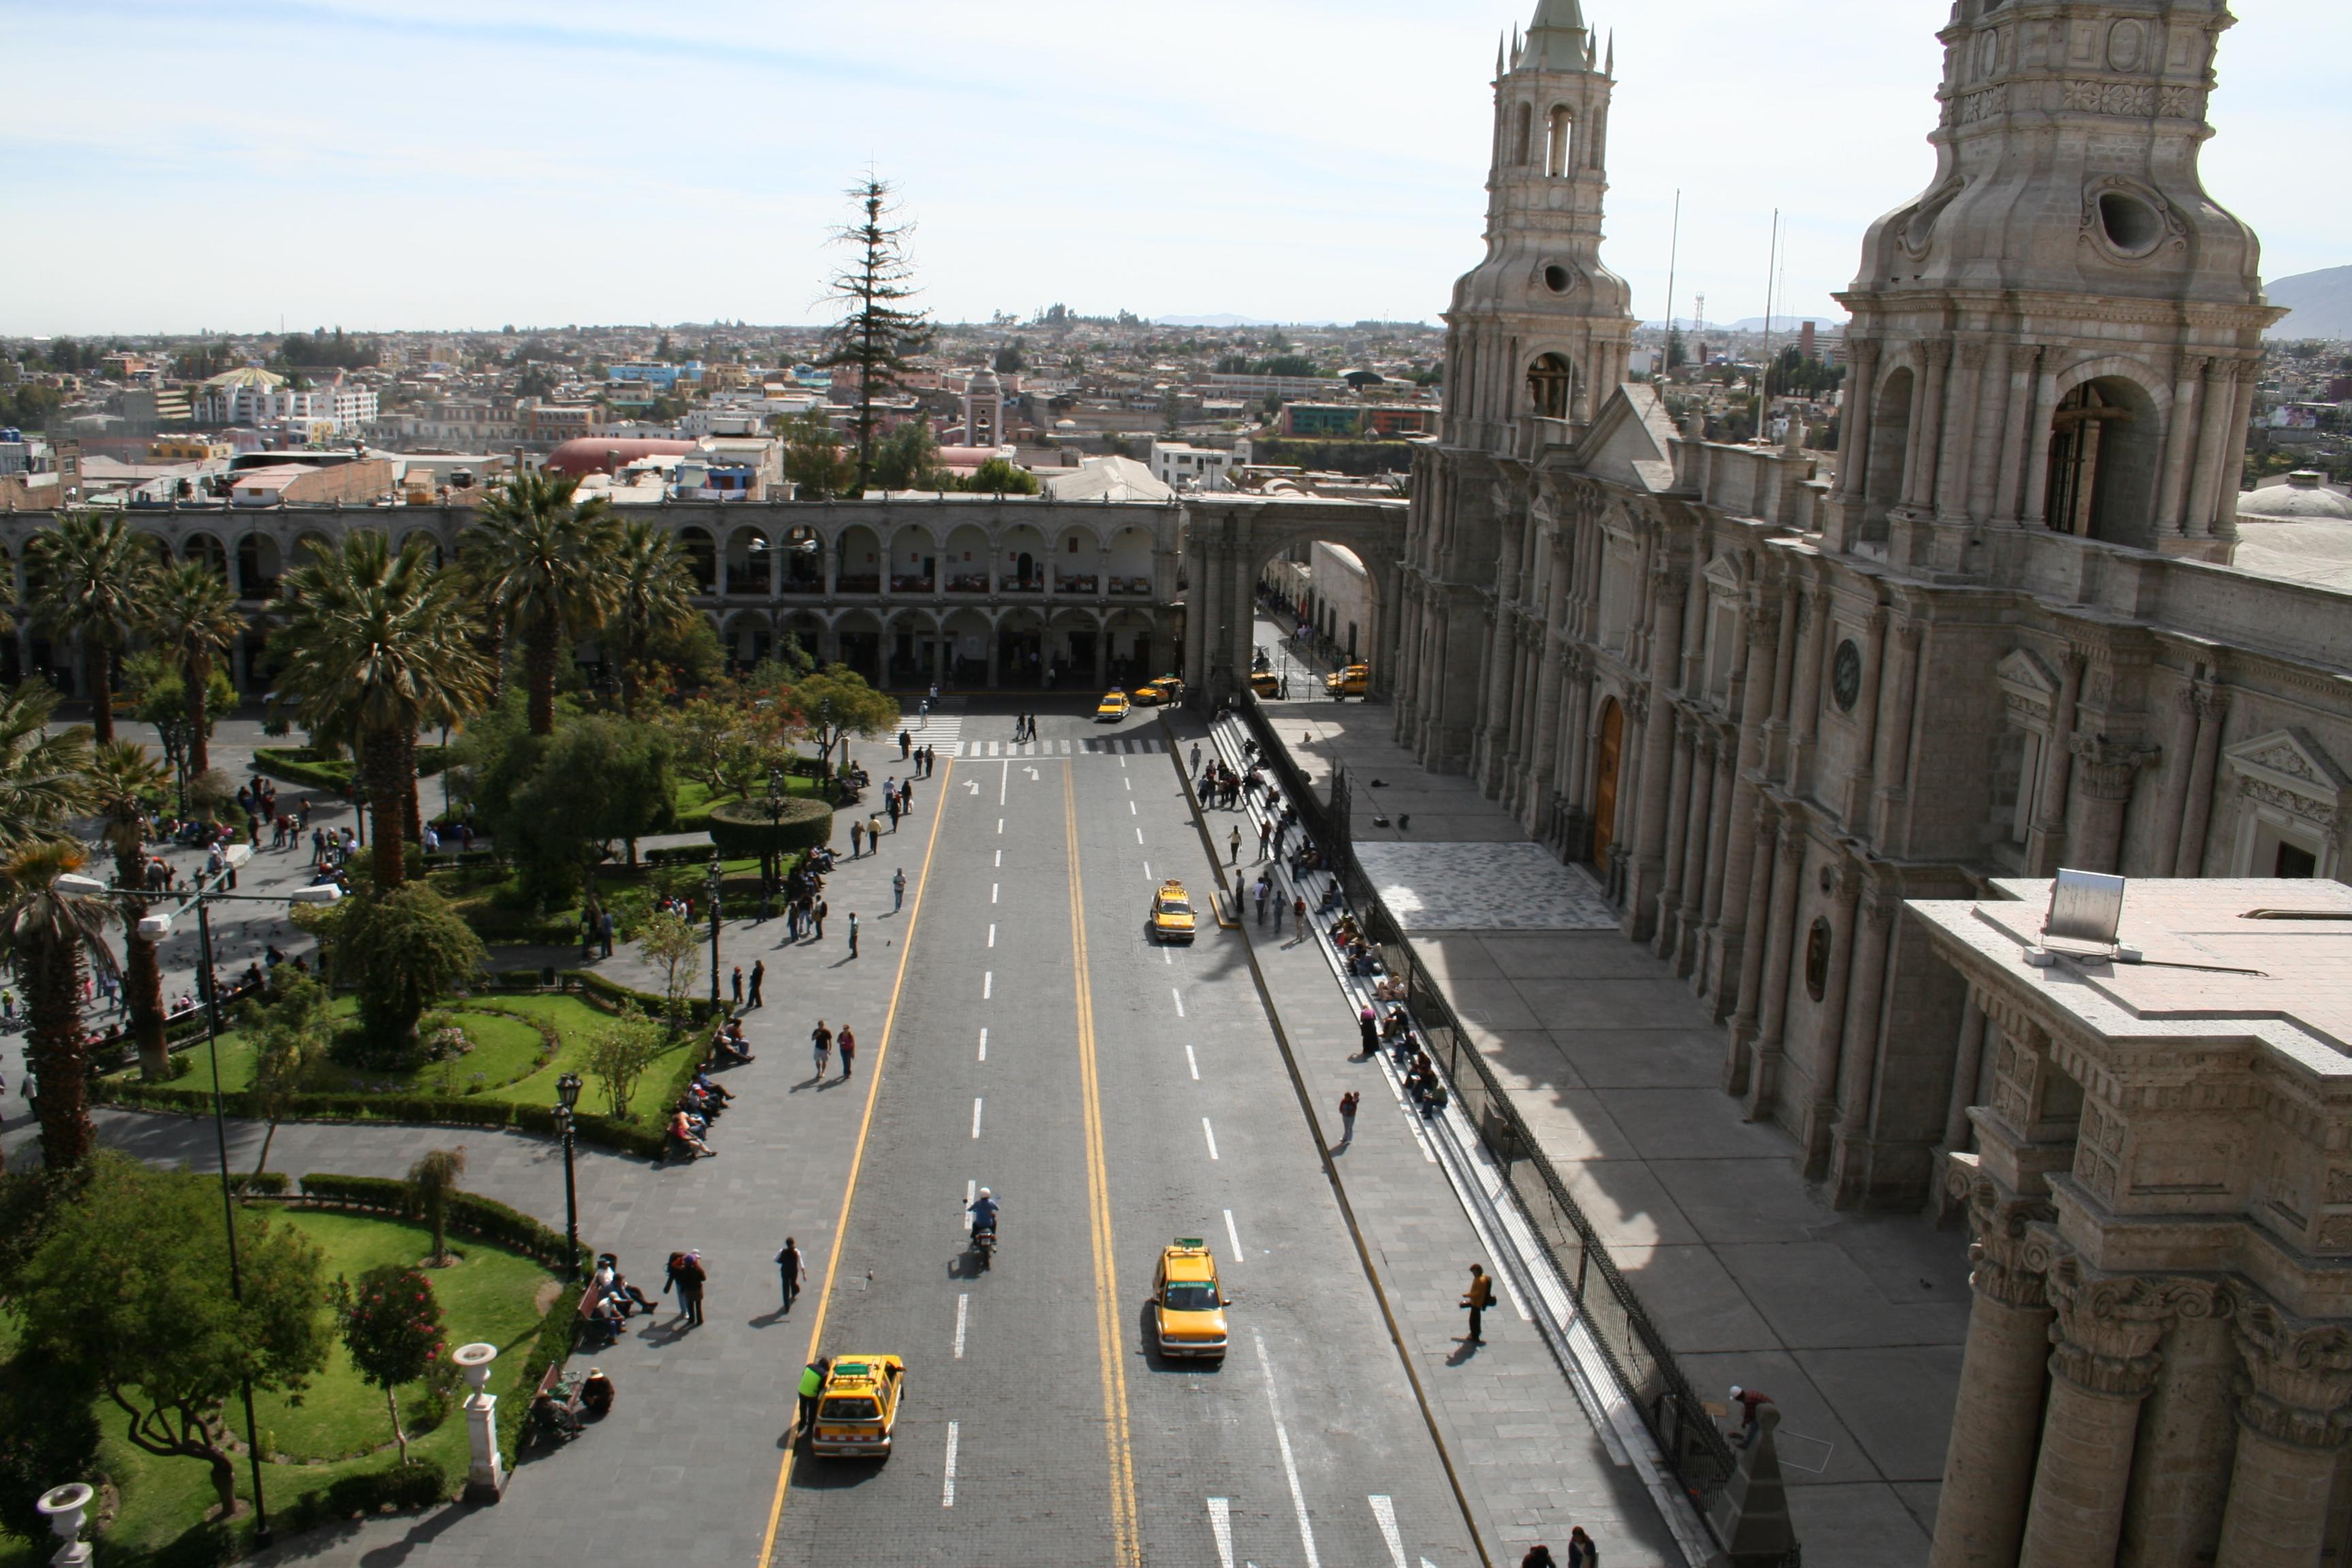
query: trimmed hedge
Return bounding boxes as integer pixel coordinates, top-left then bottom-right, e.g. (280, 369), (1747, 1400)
(294, 1173), (582, 1271)
(707, 796), (834, 860)
(94, 1078), (669, 1160)
(276, 1456), (447, 1536)
(256, 745), (453, 793)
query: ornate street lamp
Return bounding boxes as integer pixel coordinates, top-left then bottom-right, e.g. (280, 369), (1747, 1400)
(706, 851), (725, 1011)
(554, 1071), (584, 1280)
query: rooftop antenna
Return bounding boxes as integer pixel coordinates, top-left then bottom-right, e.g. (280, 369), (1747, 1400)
(1761, 209), (1780, 410)
(1662, 189), (1682, 376)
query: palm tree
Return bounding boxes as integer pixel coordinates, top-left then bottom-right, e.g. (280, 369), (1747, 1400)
(606, 519), (701, 717)
(406, 1147), (468, 1267)
(464, 472), (623, 735)
(26, 512), (155, 745)
(86, 739), (172, 1079)
(2, 841), (119, 1171)
(0, 682), (93, 850)
(143, 561), (244, 776)
(274, 533), (495, 889)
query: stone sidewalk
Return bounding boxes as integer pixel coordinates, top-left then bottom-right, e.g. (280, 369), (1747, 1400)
(1235, 681), (1969, 1567)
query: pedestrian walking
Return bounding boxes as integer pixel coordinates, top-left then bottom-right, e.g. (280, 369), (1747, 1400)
(814, 898), (828, 940)
(731, 966), (744, 1008)
(1228, 826), (1242, 864)
(851, 819), (865, 858)
(887, 794), (902, 830)
(1255, 875), (1270, 925)
(901, 778), (915, 815)
(797, 1358), (828, 1437)
(899, 728), (912, 759)
(867, 813), (883, 849)
(600, 907), (615, 958)
(1566, 1527), (1598, 1567)
(1462, 1263), (1494, 1345)
(777, 1237), (805, 1311)
(1292, 893), (1305, 934)
(838, 1024), (856, 1077)
(679, 1250), (708, 1326)
(1258, 820), (1273, 860)
(1358, 1005), (1379, 1058)
(847, 912), (859, 958)
(893, 868), (906, 911)
(1188, 742), (1200, 772)
(748, 960), (766, 1009)
(1520, 1546), (1558, 1568)
(811, 1020), (833, 1079)
(1338, 1090), (1360, 1148)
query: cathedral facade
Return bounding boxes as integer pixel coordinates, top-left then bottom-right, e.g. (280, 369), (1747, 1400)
(1394, 0), (2349, 1215)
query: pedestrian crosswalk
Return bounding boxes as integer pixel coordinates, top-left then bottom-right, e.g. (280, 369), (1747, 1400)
(943, 736), (1168, 759)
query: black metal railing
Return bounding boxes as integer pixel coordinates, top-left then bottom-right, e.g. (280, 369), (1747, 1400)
(1235, 696), (1746, 1524)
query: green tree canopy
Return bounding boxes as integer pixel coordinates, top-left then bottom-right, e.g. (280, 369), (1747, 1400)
(817, 176), (934, 489)
(333, 1263), (444, 1467)
(20, 1156), (328, 1519)
(779, 664), (900, 775)
(25, 512), (154, 745)
(326, 884), (487, 1054)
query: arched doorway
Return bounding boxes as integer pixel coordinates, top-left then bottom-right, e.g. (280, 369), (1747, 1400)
(1865, 368), (1914, 536)
(1527, 354), (1574, 421)
(1590, 697), (1624, 871)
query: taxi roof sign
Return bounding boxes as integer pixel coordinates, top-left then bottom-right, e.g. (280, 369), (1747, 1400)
(1171, 1237), (1207, 1251)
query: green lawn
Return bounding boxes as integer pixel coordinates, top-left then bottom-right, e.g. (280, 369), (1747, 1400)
(137, 994), (699, 1126)
(1, 1209), (558, 1567)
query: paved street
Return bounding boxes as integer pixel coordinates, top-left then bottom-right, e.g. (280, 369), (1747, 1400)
(6, 703), (1693, 1568)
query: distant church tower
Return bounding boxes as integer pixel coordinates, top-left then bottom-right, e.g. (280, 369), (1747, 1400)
(962, 368), (1005, 449)
(1829, 0), (2281, 573)
(1442, 0), (1634, 454)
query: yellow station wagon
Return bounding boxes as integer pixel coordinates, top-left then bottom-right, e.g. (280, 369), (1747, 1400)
(1152, 1239), (1229, 1360)
(810, 1354), (906, 1458)
(1096, 690), (1132, 721)
(1148, 879), (1196, 943)
(1131, 675), (1187, 707)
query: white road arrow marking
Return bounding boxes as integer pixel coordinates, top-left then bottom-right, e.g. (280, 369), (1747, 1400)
(1369, 1494), (1407, 1568)
(964, 779), (980, 794)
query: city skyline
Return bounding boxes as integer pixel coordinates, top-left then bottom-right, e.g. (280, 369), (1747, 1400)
(1, 0), (2347, 340)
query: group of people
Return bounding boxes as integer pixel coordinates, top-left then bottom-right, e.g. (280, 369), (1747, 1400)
(1009, 715), (1041, 742)
(667, 1073), (730, 1160)
(768, 856), (832, 941)
(894, 730), (942, 777)
(1518, 1531), (1599, 1567)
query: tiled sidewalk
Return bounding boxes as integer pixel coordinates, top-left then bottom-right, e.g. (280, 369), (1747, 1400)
(1212, 686), (1971, 1567)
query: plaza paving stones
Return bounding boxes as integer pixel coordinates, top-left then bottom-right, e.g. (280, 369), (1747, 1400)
(1352, 841), (1620, 932)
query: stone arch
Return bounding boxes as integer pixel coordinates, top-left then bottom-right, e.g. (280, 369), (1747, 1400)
(1865, 365), (1916, 534)
(180, 530), (230, 581)
(1106, 525), (1155, 595)
(1105, 607), (1158, 687)
(779, 609), (828, 666)
(2046, 372), (2163, 550)
(776, 524), (823, 592)
(887, 523), (939, 593)
(997, 606), (1046, 688)
(1512, 101), (1534, 167)
(236, 532), (284, 598)
(1048, 605), (1107, 690)
(721, 608), (772, 670)
(292, 530), (334, 570)
(395, 529), (444, 568)
(1546, 105), (1575, 178)
(675, 525), (717, 593)
(724, 525), (770, 596)
(941, 606), (994, 687)
(1527, 353), (1575, 421)
(943, 523), (992, 593)
(1590, 694), (1627, 872)
(1000, 523), (1047, 591)
(835, 525), (883, 593)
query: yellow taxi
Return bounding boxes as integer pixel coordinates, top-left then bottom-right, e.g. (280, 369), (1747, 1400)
(1324, 663), (1371, 699)
(1130, 675), (1187, 707)
(1152, 1239), (1229, 1360)
(1096, 690), (1132, 722)
(1250, 670), (1280, 698)
(1147, 879), (1196, 943)
(810, 1354), (906, 1458)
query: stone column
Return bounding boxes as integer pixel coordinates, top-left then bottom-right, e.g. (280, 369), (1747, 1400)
(1933, 341), (1987, 523)
(985, 617), (1001, 689)
(821, 544), (839, 598)
(2154, 357), (2209, 540)
(2018, 1260), (2170, 1568)
(1842, 605), (1891, 827)
(1788, 585), (1829, 793)
(2174, 685), (2229, 877)
(1803, 860), (1863, 1170)
(2120, 1282), (2237, 1568)
(1929, 1172), (2055, 1568)
(2215, 1301), (2352, 1568)
(2066, 738), (2157, 876)
(1940, 989), (1989, 1156)
(1838, 340), (1882, 502)
(1904, 340), (1953, 511)
(2025, 647), (2086, 876)
(1746, 816), (1808, 1119)
(1183, 536), (1211, 693)
(1872, 618), (1925, 844)
(1725, 800), (1780, 1095)
(769, 536), (785, 597)
(1653, 712), (1697, 958)
(1683, 730), (1727, 978)
(2149, 683), (2202, 877)
(1992, 345), (2046, 527)
(1673, 727), (1718, 975)
(2184, 359), (2240, 540)
(1827, 883), (1897, 1199)
(2019, 352), (2063, 528)
(2212, 363), (2261, 542)
(1710, 595), (1783, 1007)
(1624, 557), (1690, 941)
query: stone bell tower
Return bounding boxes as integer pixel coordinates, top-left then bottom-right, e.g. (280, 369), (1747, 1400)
(1441, 0), (1635, 456)
(1827, 0), (2281, 574)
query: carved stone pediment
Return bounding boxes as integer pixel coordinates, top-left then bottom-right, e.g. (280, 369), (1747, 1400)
(1997, 647), (2061, 724)
(1702, 554), (1744, 598)
(2224, 728), (2348, 823)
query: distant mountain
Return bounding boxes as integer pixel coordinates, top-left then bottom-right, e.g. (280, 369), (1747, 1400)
(2267, 266), (2352, 340)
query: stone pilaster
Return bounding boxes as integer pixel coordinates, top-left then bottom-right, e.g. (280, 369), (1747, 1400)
(2019, 1255), (2170, 1568)
(1622, 555), (1689, 940)
(1652, 710), (1696, 960)
(2065, 736), (2159, 876)
(1930, 1164), (2056, 1568)
(1674, 725), (1719, 977)
(2214, 1301), (2352, 1568)
(1745, 814), (1808, 1120)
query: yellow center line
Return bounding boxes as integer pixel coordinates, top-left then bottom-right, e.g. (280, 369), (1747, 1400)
(1065, 760), (1141, 1566)
(756, 757), (954, 1568)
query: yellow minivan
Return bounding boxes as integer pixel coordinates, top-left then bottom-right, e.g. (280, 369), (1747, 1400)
(1323, 664), (1370, 699)
(810, 1355), (906, 1457)
(1152, 1239), (1229, 1360)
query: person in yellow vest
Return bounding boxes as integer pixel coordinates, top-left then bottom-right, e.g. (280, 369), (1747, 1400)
(797, 1358), (830, 1439)
(1461, 1264), (1495, 1346)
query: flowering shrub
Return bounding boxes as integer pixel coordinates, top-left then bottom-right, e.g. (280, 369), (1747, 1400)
(334, 1264), (446, 1465)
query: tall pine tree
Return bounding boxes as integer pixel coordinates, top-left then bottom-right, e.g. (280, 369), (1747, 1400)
(817, 176), (932, 493)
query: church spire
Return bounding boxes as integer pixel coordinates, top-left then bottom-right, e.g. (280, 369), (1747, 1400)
(1520, 0), (1592, 74)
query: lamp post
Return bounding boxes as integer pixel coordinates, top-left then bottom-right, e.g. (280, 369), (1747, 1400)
(84, 864), (346, 1549)
(706, 851), (724, 1012)
(553, 1071), (583, 1281)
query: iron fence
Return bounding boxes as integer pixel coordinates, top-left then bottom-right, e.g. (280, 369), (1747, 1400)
(1236, 697), (1744, 1524)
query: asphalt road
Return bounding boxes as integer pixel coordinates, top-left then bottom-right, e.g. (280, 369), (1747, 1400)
(763, 717), (1477, 1568)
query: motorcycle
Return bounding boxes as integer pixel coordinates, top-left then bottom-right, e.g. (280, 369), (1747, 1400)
(971, 1222), (996, 1271)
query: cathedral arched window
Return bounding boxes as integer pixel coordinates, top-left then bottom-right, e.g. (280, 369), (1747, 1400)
(1513, 103), (1533, 167)
(1527, 354), (1574, 421)
(1548, 108), (1575, 178)
(2045, 378), (2159, 549)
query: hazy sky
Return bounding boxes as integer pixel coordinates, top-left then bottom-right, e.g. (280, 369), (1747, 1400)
(1, 1), (2342, 337)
